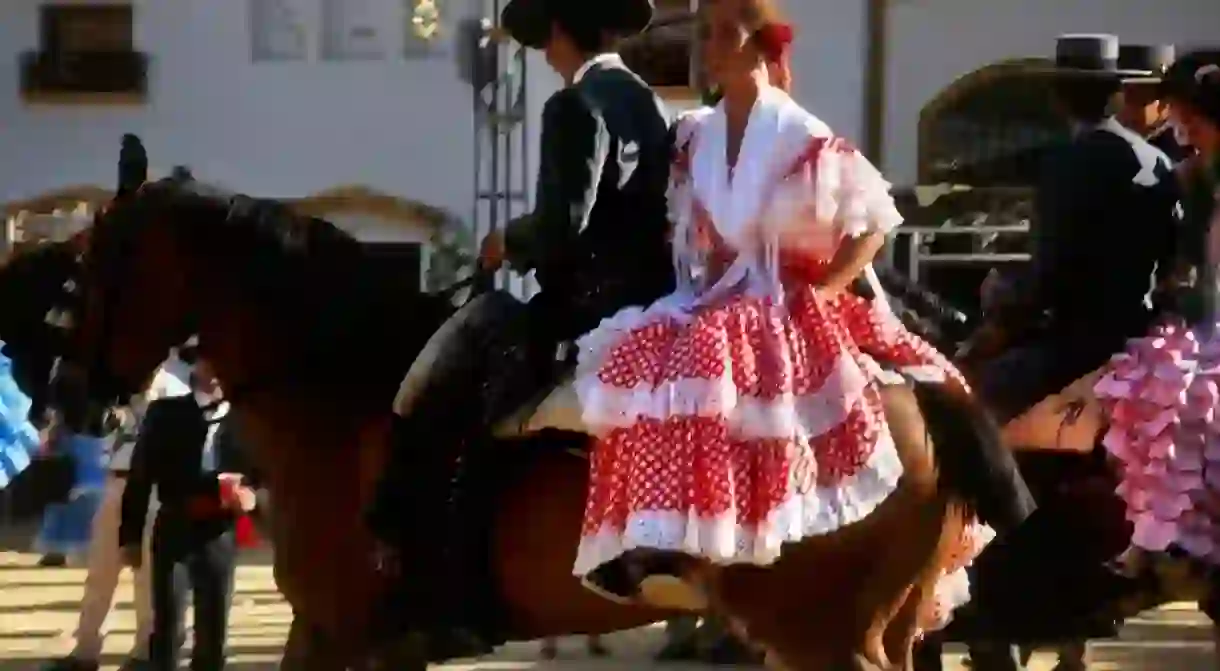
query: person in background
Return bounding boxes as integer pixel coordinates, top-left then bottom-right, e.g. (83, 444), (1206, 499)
(120, 356), (255, 671)
(33, 417), (108, 567)
(44, 355), (193, 671)
(1117, 44), (1191, 163)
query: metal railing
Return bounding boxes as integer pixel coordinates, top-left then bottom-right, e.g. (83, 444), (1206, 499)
(887, 223), (1030, 283)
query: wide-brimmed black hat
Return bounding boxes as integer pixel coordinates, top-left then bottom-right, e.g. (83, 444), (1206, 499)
(501, 0), (653, 49)
(1038, 34), (1150, 78)
(1118, 44), (1176, 84)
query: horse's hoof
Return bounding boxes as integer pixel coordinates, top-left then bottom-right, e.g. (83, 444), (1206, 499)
(639, 575), (707, 611)
(116, 658), (151, 671)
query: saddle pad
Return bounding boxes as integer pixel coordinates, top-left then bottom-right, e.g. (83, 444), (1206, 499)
(1002, 368), (1107, 454)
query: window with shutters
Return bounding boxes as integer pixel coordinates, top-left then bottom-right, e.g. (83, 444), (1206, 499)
(21, 4), (148, 104)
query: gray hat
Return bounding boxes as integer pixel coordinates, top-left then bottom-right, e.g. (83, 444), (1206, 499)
(1118, 44), (1176, 84)
(1038, 34), (1150, 78)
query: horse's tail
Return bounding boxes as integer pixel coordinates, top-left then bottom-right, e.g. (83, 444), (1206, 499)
(913, 379), (1034, 533)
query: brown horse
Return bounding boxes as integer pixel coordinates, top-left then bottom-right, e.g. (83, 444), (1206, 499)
(59, 179), (1030, 670)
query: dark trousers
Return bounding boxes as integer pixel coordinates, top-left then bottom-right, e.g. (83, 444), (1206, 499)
(149, 517), (237, 671)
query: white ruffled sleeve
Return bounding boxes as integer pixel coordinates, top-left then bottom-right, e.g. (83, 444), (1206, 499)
(812, 139), (904, 238)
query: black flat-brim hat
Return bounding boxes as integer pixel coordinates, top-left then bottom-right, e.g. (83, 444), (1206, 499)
(1118, 44), (1176, 84)
(1032, 34), (1150, 79)
(501, 0), (653, 49)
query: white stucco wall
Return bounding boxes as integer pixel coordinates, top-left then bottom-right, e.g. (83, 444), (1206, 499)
(786, 1), (870, 145)
(883, 0), (1220, 185)
(0, 0), (870, 238)
(0, 0), (553, 240)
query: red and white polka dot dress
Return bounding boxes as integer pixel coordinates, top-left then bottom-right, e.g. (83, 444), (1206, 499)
(571, 91), (990, 629)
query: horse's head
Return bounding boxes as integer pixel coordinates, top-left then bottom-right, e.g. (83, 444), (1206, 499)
(65, 179), (224, 418)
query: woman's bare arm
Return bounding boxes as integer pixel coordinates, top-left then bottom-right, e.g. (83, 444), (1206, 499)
(820, 231), (886, 293)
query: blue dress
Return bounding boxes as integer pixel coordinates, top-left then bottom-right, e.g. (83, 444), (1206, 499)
(0, 343), (40, 489)
(34, 432), (109, 558)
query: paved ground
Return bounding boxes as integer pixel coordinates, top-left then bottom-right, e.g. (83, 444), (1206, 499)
(0, 549), (1215, 670)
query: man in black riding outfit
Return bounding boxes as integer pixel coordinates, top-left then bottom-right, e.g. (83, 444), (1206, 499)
(963, 35), (1182, 671)
(365, 0), (674, 658)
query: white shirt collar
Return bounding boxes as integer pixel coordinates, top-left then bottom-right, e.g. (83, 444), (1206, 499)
(573, 53), (624, 84)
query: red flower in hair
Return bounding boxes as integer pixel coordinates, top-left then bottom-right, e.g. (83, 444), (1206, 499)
(754, 22), (794, 63)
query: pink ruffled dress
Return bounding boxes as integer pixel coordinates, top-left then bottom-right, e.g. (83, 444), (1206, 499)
(1095, 189), (1220, 563)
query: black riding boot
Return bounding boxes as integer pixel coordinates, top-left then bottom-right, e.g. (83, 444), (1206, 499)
(367, 415), (490, 661)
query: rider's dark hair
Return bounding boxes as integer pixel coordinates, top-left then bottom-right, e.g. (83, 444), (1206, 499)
(1051, 76), (1119, 124)
(552, 8), (618, 55)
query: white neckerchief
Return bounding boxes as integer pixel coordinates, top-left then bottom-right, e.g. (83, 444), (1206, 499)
(679, 86), (812, 309)
(572, 53), (624, 84)
(1094, 117), (1164, 186)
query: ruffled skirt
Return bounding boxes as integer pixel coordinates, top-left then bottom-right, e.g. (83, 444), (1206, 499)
(573, 285), (990, 627)
(0, 345), (40, 489)
(1095, 321), (1220, 563)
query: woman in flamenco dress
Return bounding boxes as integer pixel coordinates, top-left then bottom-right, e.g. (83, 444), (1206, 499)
(572, 0), (994, 632)
(1095, 52), (1220, 574)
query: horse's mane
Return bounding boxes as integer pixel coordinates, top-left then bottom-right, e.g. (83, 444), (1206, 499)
(132, 179), (453, 405)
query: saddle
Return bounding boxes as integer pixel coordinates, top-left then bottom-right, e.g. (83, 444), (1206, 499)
(390, 296), (584, 439)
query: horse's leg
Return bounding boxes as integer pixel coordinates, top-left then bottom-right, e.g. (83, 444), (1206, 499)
(279, 615), (351, 671)
(883, 504), (972, 671)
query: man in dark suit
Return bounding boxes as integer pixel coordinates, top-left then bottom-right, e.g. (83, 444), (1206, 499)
(977, 34), (1180, 421)
(964, 36), (1182, 671)
(365, 0), (673, 657)
(1117, 44), (1193, 164)
(120, 357), (254, 671)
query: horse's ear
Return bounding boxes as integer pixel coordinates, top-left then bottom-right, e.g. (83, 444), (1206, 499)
(169, 165), (194, 182)
(117, 133), (148, 198)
